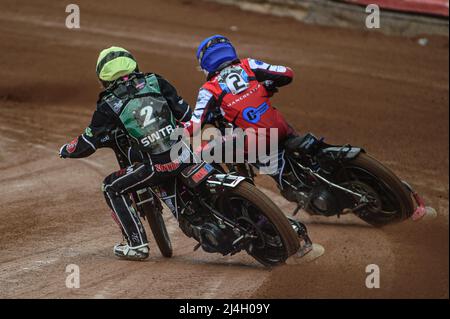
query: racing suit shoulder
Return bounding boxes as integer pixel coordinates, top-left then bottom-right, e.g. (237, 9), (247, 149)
(152, 73), (192, 122)
(201, 76), (223, 97)
(246, 57), (294, 87)
(97, 91), (123, 115)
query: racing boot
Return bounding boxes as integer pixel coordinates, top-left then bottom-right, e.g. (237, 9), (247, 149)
(113, 243), (149, 261)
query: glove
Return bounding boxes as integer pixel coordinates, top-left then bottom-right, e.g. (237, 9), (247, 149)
(205, 112), (218, 124)
(59, 144), (67, 158)
(263, 80), (279, 97)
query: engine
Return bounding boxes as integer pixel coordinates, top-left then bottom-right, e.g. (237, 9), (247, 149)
(309, 186), (340, 216)
(178, 202), (236, 255)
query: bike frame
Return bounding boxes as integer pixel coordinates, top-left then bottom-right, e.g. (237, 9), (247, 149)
(107, 130), (254, 237)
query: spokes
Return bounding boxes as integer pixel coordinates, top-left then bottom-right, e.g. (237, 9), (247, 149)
(224, 196), (287, 263)
(340, 168), (400, 219)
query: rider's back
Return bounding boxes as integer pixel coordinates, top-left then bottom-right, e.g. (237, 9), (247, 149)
(202, 58), (294, 145)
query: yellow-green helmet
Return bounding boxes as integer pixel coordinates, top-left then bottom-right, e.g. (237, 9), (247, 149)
(96, 46), (138, 82)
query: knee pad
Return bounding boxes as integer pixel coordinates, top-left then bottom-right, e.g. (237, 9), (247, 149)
(102, 180), (117, 196)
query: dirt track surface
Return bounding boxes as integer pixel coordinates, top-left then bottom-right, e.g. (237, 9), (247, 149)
(0, 0), (448, 298)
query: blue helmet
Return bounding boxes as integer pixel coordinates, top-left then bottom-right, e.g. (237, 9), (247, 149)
(196, 35), (238, 73)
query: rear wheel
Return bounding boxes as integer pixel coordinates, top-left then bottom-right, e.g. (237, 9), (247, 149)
(137, 190), (173, 258)
(219, 182), (300, 266)
(337, 153), (414, 227)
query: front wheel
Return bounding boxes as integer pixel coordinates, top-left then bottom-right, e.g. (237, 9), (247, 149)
(219, 182), (300, 266)
(337, 153), (414, 227)
(137, 190), (173, 258)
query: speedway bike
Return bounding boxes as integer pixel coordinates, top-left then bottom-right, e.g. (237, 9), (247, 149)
(210, 113), (426, 227)
(103, 129), (310, 266)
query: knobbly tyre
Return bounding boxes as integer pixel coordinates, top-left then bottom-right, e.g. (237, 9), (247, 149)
(212, 114), (427, 227)
(102, 128), (307, 266)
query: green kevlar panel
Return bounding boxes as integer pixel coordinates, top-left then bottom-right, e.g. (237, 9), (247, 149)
(119, 94), (176, 154)
(141, 73), (161, 94)
(103, 74), (177, 154)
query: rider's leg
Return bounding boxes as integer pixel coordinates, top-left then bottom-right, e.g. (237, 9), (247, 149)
(102, 162), (155, 260)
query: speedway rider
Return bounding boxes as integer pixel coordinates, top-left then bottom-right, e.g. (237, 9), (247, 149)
(183, 36), (313, 252)
(59, 47), (192, 260)
(184, 35), (301, 157)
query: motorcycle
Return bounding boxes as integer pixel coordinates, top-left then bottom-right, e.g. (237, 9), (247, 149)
(210, 113), (426, 227)
(102, 129), (307, 266)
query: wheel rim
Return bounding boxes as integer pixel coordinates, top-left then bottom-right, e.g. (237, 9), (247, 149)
(222, 195), (288, 264)
(338, 166), (403, 222)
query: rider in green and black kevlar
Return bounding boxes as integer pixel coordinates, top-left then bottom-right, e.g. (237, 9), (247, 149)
(59, 47), (192, 260)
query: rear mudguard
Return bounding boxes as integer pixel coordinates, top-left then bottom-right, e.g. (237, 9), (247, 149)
(319, 145), (365, 161)
(206, 174), (251, 188)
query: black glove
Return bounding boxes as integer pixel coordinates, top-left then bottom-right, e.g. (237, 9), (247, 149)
(205, 111), (219, 124)
(263, 80), (279, 97)
(59, 144), (67, 158)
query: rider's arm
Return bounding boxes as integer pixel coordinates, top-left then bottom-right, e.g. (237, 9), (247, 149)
(59, 106), (115, 159)
(247, 58), (294, 88)
(183, 88), (216, 136)
(156, 75), (192, 123)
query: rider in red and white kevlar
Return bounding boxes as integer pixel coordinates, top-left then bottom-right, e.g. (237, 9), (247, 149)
(184, 35), (297, 154)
